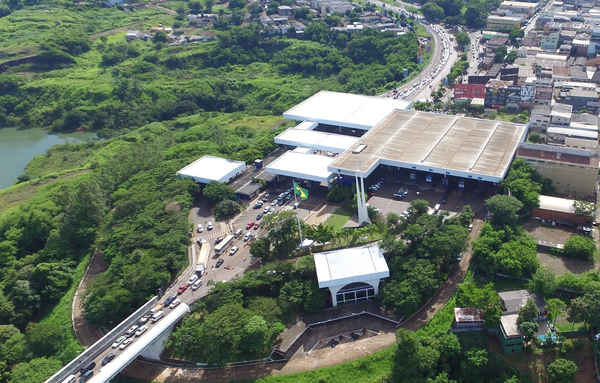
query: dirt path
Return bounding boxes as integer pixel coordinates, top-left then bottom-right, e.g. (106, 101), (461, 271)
(116, 220), (484, 382)
(72, 251), (109, 347)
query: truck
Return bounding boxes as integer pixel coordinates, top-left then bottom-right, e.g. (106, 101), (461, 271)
(195, 241), (210, 276)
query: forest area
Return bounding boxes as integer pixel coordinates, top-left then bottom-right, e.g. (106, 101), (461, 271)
(0, 0), (425, 380)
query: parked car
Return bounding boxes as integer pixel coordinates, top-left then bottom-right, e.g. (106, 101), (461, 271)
(177, 285), (187, 295)
(216, 259), (224, 268)
(207, 222), (213, 230)
(119, 338), (133, 350)
(169, 299), (181, 309)
(102, 353), (116, 366)
(456, 253), (462, 262)
(112, 336), (125, 348)
(229, 246), (239, 256)
(197, 224), (203, 233)
(135, 325), (148, 337)
(468, 224), (473, 232)
(254, 223), (259, 230)
(256, 213), (263, 220)
(246, 221), (255, 229)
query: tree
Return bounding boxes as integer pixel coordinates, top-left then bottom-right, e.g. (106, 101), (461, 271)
(153, 31), (168, 44)
(421, 2), (444, 20)
(214, 200), (241, 219)
(239, 315), (270, 353)
(202, 181), (236, 204)
(573, 200), (596, 220)
(247, 2), (263, 17)
(520, 320), (538, 346)
(464, 6), (485, 28)
(456, 281), (502, 328)
(506, 51), (518, 64)
(410, 199), (430, 215)
(546, 298), (566, 327)
(24, 322), (65, 358)
(528, 132), (541, 143)
(249, 237), (271, 260)
(228, 0), (246, 9)
(567, 281), (600, 329)
(165, 316), (202, 358)
(547, 358), (578, 383)
(8, 357), (63, 383)
(562, 235), (597, 260)
(528, 266), (557, 299)
(485, 195), (523, 227)
(455, 32), (470, 49)
(188, 0), (203, 13)
(518, 298), (539, 323)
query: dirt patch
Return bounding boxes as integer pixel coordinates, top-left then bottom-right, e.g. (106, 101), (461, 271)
(537, 252), (597, 275)
(72, 251), (109, 347)
(523, 220), (579, 245)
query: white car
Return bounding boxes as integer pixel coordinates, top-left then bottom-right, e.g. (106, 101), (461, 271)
(119, 338), (133, 350)
(207, 222), (213, 230)
(188, 274), (198, 285)
(197, 224), (203, 233)
(229, 246), (239, 256)
(135, 325), (148, 337)
(169, 299), (181, 309)
(192, 279), (202, 291)
(112, 336), (125, 348)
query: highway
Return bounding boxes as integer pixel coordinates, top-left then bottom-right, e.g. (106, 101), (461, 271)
(366, 0), (459, 103)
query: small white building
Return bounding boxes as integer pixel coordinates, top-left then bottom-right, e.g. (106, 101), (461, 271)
(176, 155), (246, 184)
(314, 245), (389, 307)
(125, 30), (142, 40)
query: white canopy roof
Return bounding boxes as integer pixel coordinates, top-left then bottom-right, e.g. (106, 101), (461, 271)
(538, 195), (575, 214)
(314, 245), (389, 289)
(176, 155), (246, 184)
(275, 128), (359, 153)
(283, 91), (411, 130)
(266, 151), (335, 183)
(547, 127), (598, 139)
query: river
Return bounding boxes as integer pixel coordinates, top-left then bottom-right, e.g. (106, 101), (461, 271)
(0, 127), (97, 190)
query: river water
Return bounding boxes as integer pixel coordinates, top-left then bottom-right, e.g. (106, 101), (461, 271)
(0, 127), (97, 190)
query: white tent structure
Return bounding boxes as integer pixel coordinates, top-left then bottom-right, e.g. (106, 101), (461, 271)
(176, 155), (246, 184)
(266, 152), (337, 184)
(314, 245), (389, 306)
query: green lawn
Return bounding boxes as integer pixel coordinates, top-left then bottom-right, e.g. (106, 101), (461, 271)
(324, 206), (354, 231)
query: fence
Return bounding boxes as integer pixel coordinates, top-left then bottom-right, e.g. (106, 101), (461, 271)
(45, 296), (158, 383)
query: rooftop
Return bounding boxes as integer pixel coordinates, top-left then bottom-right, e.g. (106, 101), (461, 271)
(274, 128), (359, 153)
(265, 151), (335, 183)
(454, 308), (485, 323)
(176, 155), (246, 184)
(328, 109), (527, 182)
(500, 314), (524, 338)
(538, 195), (576, 214)
(283, 91), (411, 130)
(517, 143), (599, 166)
(498, 289), (546, 313)
(314, 245), (389, 289)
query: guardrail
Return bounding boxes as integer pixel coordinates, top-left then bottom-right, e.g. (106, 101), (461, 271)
(45, 296), (158, 383)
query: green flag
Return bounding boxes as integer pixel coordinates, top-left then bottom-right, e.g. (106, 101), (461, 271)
(293, 181), (309, 200)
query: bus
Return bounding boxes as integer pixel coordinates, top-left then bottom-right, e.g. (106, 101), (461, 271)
(214, 234), (235, 256)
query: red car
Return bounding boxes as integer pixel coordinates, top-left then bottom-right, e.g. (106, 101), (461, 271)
(177, 285), (187, 295)
(253, 223), (259, 230)
(246, 221), (255, 229)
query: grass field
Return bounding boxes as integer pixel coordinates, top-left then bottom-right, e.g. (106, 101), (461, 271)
(324, 206), (354, 231)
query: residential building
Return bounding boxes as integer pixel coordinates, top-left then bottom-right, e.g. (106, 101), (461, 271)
(125, 30), (142, 40)
(485, 79), (512, 108)
(454, 308), (485, 329)
(499, 314), (524, 354)
(498, 290), (548, 318)
(550, 102), (573, 125)
(277, 5), (293, 16)
(487, 15), (522, 29)
(529, 105), (551, 130)
(562, 89), (599, 111)
(532, 195), (594, 225)
(517, 143), (600, 197)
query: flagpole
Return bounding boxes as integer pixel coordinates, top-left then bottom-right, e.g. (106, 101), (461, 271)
(293, 181), (303, 246)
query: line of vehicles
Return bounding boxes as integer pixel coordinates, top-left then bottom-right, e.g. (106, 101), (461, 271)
(395, 24), (453, 100)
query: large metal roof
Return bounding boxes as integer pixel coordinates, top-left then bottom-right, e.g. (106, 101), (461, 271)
(275, 128), (359, 153)
(283, 91), (412, 130)
(266, 151), (336, 183)
(328, 109), (528, 183)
